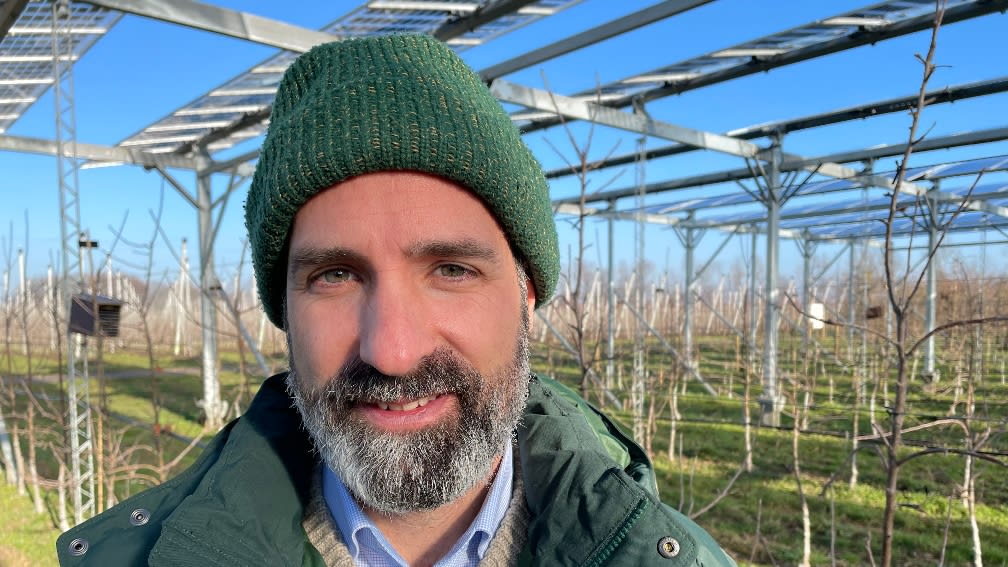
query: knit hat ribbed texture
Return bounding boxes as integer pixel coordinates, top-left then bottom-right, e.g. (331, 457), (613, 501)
(245, 34), (559, 328)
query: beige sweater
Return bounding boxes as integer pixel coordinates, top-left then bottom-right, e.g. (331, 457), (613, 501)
(302, 456), (529, 567)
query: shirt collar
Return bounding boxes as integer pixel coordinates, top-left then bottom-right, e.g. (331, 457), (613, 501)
(322, 442), (514, 567)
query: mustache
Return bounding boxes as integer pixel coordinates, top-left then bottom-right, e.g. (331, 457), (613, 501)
(318, 348), (482, 406)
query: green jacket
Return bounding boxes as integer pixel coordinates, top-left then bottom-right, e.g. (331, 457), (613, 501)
(57, 373), (735, 566)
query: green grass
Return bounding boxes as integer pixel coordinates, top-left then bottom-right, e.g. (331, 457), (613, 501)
(0, 482), (60, 567)
(536, 330), (1008, 565)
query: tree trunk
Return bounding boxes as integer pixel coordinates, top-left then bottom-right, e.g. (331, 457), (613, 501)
(27, 404), (44, 513)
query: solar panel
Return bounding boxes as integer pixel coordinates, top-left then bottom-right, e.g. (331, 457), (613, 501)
(0, 0), (120, 134)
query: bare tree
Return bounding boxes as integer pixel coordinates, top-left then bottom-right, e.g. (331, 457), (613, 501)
(869, 4), (1008, 564)
(540, 74), (624, 406)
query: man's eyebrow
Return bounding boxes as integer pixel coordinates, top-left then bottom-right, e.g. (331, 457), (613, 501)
(287, 246), (366, 274)
(405, 239), (501, 263)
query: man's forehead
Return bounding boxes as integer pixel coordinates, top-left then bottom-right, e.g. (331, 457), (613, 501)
(287, 171), (515, 258)
(293, 171), (509, 233)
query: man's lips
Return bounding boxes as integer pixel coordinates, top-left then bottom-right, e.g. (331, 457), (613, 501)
(368, 394), (442, 412)
(355, 393), (456, 430)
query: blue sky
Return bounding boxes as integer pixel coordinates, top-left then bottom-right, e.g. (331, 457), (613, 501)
(1, 0), (1007, 293)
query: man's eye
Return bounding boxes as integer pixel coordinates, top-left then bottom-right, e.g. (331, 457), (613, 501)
(437, 264), (471, 278)
(318, 268), (353, 284)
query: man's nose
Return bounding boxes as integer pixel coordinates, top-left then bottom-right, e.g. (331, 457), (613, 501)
(358, 279), (436, 377)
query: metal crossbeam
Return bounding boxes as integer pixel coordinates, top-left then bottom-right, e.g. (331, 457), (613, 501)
(431, 0), (538, 40)
(545, 77), (1008, 180)
(0, 133), (203, 169)
(553, 127), (1008, 205)
(491, 78), (760, 157)
(82, 0), (340, 51)
(478, 0), (711, 81)
(493, 79), (1008, 220)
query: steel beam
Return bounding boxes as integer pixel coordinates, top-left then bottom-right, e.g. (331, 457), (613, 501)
(174, 107), (270, 156)
(195, 169), (224, 428)
(553, 126), (1008, 206)
(759, 138), (784, 426)
(747, 230), (758, 374)
(432, 0), (538, 41)
(479, 0), (712, 81)
(847, 241), (857, 362)
(151, 166), (198, 209)
(0, 133), (201, 170)
(552, 203), (682, 225)
(492, 78), (760, 157)
(678, 217), (700, 385)
(200, 148), (257, 176)
(546, 78), (1008, 181)
(81, 0), (339, 52)
(500, 78), (1008, 222)
(925, 212), (939, 380)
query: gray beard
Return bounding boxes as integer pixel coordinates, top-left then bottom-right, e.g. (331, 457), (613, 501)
(286, 330), (530, 515)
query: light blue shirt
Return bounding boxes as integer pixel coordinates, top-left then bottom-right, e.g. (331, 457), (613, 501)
(323, 442), (514, 567)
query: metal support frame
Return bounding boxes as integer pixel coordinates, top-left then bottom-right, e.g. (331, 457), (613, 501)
(518, 0), (1008, 136)
(759, 137), (785, 426)
(195, 168), (224, 427)
(551, 126), (1008, 206)
(81, 0), (339, 52)
(847, 240), (857, 363)
(479, 0), (712, 81)
(605, 202), (615, 387)
(545, 78), (1008, 181)
(674, 213), (705, 383)
(0, 133), (202, 169)
(631, 130), (647, 441)
(492, 79), (1006, 221)
(682, 223), (697, 381)
(50, 0), (95, 525)
(925, 214), (939, 380)
(797, 232), (817, 354)
(748, 230), (758, 374)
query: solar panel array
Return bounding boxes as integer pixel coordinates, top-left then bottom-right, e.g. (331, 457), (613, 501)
(511, 0), (976, 124)
(0, 0), (119, 134)
(113, 0), (582, 155)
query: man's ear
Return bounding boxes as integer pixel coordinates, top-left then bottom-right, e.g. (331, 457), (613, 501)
(525, 277), (536, 325)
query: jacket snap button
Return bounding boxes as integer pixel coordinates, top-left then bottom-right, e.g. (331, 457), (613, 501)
(68, 538), (89, 556)
(657, 536), (680, 558)
(130, 508), (151, 526)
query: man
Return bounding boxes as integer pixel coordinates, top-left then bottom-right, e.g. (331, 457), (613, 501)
(57, 34), (735, 566)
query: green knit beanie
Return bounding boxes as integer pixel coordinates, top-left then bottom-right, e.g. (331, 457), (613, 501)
(245, 34), (559, 329)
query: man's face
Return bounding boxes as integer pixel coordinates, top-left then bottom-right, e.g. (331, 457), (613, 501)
(283, 171), (535, 514)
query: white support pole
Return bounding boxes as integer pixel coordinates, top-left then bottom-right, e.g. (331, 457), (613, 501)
(196, 172), (224, 427)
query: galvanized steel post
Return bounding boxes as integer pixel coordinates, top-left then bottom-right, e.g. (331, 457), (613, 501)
(760, 135), (784, 427)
